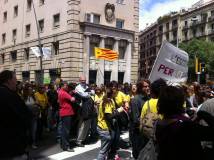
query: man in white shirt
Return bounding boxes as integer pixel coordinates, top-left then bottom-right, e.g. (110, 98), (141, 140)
(75, 75), (95, 147)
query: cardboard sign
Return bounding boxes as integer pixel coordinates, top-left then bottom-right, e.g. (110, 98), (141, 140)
(149, 41), (189, 83)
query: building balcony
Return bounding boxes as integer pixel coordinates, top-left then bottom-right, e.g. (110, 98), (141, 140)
(190, 20), (207, 27)
(182, 25), (189, 30)
(158, 31), (163, 36)
(196, 32), (206, 37)
(208, 16), (214, 22)
(208, 29), (214, 35)
(171, 24), (178, 30)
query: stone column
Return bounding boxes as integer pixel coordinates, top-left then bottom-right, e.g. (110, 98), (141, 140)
(83, 32), (91, 84)
(96, 36), (105, 86)
(111, 38), (119, 81)
(123, 40), (132, 83)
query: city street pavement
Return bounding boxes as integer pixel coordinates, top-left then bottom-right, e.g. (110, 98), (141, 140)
(29, 132), (132, 160)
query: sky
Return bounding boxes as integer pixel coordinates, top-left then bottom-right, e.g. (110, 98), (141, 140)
(139, 0), (201, 30)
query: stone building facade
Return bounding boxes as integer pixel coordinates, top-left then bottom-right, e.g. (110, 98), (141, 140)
(0, 0), (139, 85)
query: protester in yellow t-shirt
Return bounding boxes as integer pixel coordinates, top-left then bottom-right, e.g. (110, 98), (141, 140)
(140, 98), (159, 119)
(97, 99), (115, 130)
(34, 86), (48, 110)
(34, 85), (49, 136)
(97, 87), (124, 160)
(110, 81), (130, 110)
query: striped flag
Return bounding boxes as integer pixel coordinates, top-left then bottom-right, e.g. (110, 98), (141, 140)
(95, 47), (118, 61)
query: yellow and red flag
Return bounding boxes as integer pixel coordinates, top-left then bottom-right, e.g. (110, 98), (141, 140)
(95, 47), (118, 61)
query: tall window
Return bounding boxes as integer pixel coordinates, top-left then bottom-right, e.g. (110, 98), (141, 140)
(22, 71), (30, 82)
(172, 19), (178, 26)
(86, 14), (91, 22)
(35, 70), (44, 84)
(105, 38), (114, 49)
(25, 24), (31, 37)
(89, 36), (100, 57)
(184, 31), (188, 40)
(53, 13), (60, 28)
(193, 29), (196, 37)
(24, 48), (30, 61)
(211, 10), (214, 17)
(2, 33), (6, 45)
(166, 33), (169, 41)
(12, 29), (17, 42)
(89, 70), (97, 84)
(14, 5), (18, 17)
(104, 71), (111, 85)
(159, 25), (163, 33)
(116, 19), (124, 29)
(38, 19), (44, 33)
(200, 26), (204, 35)
(3, 11), (7, 22)
(212, 23), (214, 30)
(93, 14), (100, 24)
(119, 40), (127, 59)
(52, 41), (59, 55)
(166, 22), (169, 31)
(118, 72), (124, 84)
(85, 13), (100, 24)
(27, 0), (32, 11)
(11, 50), (17, 62)
(173, 31), (177, 40)
(0, 54), (5, 64)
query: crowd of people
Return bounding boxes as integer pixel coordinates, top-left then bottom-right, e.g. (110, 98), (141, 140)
(0, 69), (214, 160)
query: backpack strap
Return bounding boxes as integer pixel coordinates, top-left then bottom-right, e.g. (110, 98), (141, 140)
(113, 97), (119, 109)
(147, 100), (151, 113)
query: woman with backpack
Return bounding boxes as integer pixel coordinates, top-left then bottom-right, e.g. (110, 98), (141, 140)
(140, 78), (167, 138)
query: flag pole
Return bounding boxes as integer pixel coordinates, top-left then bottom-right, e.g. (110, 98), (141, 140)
(96, 62), (104, 79)
(32, 0), (43, 84)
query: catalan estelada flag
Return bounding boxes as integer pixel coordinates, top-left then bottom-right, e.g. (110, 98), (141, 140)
(95, 47), (118, 61)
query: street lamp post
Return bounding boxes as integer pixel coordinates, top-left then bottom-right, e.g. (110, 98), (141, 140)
(32, 0), (43, 84)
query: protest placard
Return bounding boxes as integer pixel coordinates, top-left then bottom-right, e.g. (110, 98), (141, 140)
(149, 41), (189, 83)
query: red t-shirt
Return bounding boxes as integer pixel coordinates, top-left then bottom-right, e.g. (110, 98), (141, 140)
(58, 89), (75, 117)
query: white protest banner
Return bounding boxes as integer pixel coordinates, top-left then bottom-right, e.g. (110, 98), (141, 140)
(42, 47), (52, 59)
(30, 47), (41, 57)
(149, 41), (189, 83)
(30, 47), (52, 59)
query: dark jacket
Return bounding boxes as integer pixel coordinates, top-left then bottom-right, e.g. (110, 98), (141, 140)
(0, 85), (32, 158)
(155, 111), (214, 160)
(129, 94), (149, 129)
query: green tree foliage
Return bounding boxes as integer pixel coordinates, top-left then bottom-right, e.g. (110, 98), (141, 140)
(179, 39), (214, 78)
